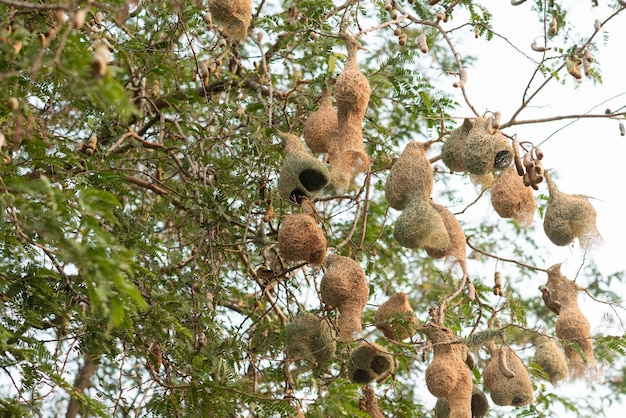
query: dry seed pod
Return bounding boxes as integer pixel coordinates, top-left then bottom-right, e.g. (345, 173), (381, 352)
(285, 311), (336, 367)
(549, 17), (558, 35)
(277, 213), (327, 267)
(72, 8), (88, 29)
(453, 68), (467, 88)
(417, 33), (428, 53)
(92, 44), (111, 80)
(335, 35), (371, 124)
(483, 344), (534, 406)
(85, 135), (98, 155)
(527, 164), (544, 185)
(303, 89), (338, 154)
(566, 58), (583, 80)
(347, 342), (394, 384)
(207, 0), (252, 41)
(374, 292), (417, 341)
(461, 117), (513, 175)
(433, 384), (489, 418)
(385, 141), (433, 210)
(543, 172), (602, 249)
(277, 132), (330, 205)
(542, 264), (598, 380)
(394, 197), (450, 251)
(531, 40), (550, 52)
(533, 334), (568, 384)
(441, 118), (473, 173)
(425, 201), (468, 275)
(512, 139), (525, 176)
(492, 112), (501, 130)
(320, 255), (369, 341)
(421, 324), (473, 418)
(490, 165), (537, 226)
(620, 122), (625, 137)
(594, 19), (601, 31)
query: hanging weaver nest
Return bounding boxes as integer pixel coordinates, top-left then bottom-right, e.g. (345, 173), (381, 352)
(374, 292), (417, 341)
(490, 164), (536, 226)
(482, 343), (534, 407)
(207, 0), (252, 41)
(421, 323), (473, 418)
(533, 334), (568, 384)
(277, 213), (327, 267)
(543, 172), (602, 250)
(461, 117), (513, 175)
(329, 147), (370, 193)
(334, 34), (371, 124)
(347, 341), (395, 384)
(277, 132), (330, 205)
(425, 201), (467, 275)
(285, 311), (336, 367)
(541, 264), (598, 380)
(303, 88), (338, 154)
(385, 141), (434, 210)
(359, 385), (385, 418)
(441, 118), (473, 173)
(434, 385), (489, 418)
(393, 197), (450, 251)
(320, 255), (369, 341)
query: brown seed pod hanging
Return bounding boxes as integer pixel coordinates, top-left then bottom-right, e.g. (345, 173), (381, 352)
(441, 118), (473, 173)
(461, 117), (513, 175)
(277, 132), (331, 205)
(320, 255), (369, 342)
(482, 344), (534, 407)
(303, 88), (338, 154)
(285, 311), (336, 367)
(434, 385), (489, 418)
(533, 334), (569, 384)
(347, 341), (395, 384)
(374, 292), (417, 341)
(421, 323), (473, 418)
(277, 213), (327, 267)
(541, 264), (598, 380)
(334, 35), (371, 125)
(393, 197), (450, 251)
(425, 201), (468, 275)
(207, 0), (252, 41)
(490, 165), (537, 226)
(385, 141), (434, 210)
(543, 172), (602, 250)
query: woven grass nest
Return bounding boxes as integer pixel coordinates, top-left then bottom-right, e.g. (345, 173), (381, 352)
(277, 132), (330, 205)
(541, 264), (598, 380)
(285, 311), (336, 367)
(385, 141), (434, 210)
(303, 88), (338, 154)
(277, 213), (327, 267)
(207, 0), (252, 41)
(441, 118), (473, 173)
(334, 34), (371, 124)
(434, 385), (489, 418)
(425, 201), (467, 275)
(320, 255), (369, 341)
(374, 292), (417, 341)
(461, 117), (513, 175)
(543, 172), (602, 250)
(490, 164), (536, 226)
(533, 334), (568, 384)
(421, 323), (473, 418)
(347, 341), (394, 384)
(393, 197), (450, 251)
(483, 343), (534, 407)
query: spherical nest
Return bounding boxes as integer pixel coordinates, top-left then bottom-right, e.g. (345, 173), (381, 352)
(277, 213), (327, 266)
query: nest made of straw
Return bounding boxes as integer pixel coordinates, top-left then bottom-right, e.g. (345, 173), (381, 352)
(329, 147), (371, 193)
(374, 292), (417, 341)
(421, 323), (473, 418)
(533, 334), (568, 384)
(483, 345), (534, 407)
(542, 264), (598, 380)
(434, 385), (489, 418)
(461, 117), (513, 175)
(303, 88), (338, 154)
(320, 255), (369, 341)
(385, 141), (434, 210)
(348, 341), (395, 384)
(277, 133), (330, 205)
(277, 213), (327, 267)
(285, 311), (336, 367)
(334, 35), (371, 124)
(425, 201), (467, 275)
(207, 0), (252, 41)
(543, 173), (602, 250)
(490, 164), (536, 226)
(393, 197), (450, 251)
(441, 118), (473, 174)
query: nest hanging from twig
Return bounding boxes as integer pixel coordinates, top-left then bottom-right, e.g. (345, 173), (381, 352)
(277, 213), (327, 267)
